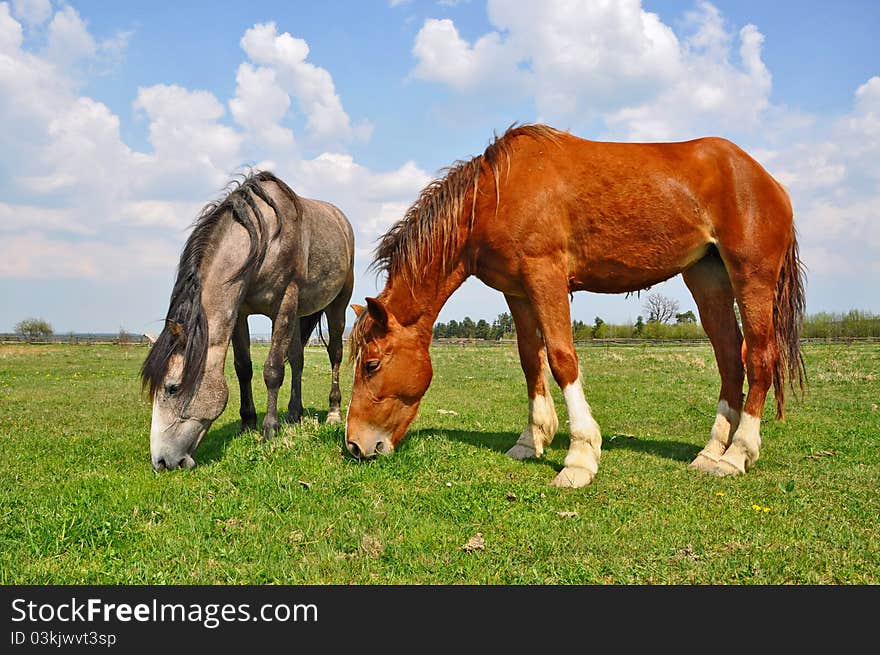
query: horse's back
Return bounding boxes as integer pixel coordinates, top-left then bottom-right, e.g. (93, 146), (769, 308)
(473, 131), (791, 295)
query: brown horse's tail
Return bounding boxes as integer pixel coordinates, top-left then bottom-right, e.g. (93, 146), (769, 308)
(772, 226), (807, 419)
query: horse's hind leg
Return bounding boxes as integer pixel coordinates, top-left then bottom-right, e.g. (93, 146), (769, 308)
(232, 314), (258, 433)
(503, 294), (559, 459)
(682, 252), (745, 472)
(287, 313), (320, 423)
(323, 273), (354, 424)
(712, 261), (781, 476)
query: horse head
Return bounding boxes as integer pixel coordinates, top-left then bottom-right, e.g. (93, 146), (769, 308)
(345, 298), (433, 458)
(142, 319), (228, 471)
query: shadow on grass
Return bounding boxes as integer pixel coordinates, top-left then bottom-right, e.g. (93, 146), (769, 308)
(196, 418), (248, 466)
(433, 427), (700, 466)
(196, 406), (345, 465)
(602, 434), (700, 463)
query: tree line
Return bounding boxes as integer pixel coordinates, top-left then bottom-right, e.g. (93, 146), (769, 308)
(10, 301), (880, 343)
(432, 294), (880, 341)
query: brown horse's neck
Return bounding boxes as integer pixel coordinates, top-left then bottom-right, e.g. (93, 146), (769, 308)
(379, 261), (470, 345)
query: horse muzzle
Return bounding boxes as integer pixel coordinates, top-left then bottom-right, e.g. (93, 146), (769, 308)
(345, 424), (394, 459)
(152, 453), (197, 471)
(150, 417), (207, 472)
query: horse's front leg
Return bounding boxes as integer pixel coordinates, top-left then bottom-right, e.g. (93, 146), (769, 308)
(504, 294), (559, 459)
(232, 313), (257, 433)
(522, 268), (602, 488)
(262, 285), (299, 441)
(285, 317), (304, 424)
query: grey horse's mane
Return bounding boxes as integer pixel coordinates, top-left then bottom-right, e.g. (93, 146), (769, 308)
(140, 170), (301, 403)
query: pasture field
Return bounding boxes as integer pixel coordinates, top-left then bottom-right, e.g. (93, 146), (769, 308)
(0, 341), (877, 584)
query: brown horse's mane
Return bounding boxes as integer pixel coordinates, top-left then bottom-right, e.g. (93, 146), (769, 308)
(350, 123), (564, 361)
(141, 170), (301, 403)
(372, 123), (563, 283)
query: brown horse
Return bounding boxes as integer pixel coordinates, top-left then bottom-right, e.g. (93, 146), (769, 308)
(347, 124), (805, 487)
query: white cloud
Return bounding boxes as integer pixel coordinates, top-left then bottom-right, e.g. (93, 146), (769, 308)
(0, 7), (425, 298)
(0, 2), (24, 54)
(412, 0), (682, 116)
(119, 200), (206, 230)
(11, 0), (50, 25)
(293, 153), (431, 242)
(44, 5), (96, 66)
(132, 84), (244, 197)
(237, 22), (369, 145)
(412, 18), (520, 91)
(0, 201), (93, 235)
(410, 0), (774, 140)
(763, 78), (880, 279)
(0, 231), (179, 279)
(229, 62), (295, 151)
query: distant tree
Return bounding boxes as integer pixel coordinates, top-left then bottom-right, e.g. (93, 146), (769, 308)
(433, 322), (447, 338)
(118, 326), (131, 344)
(460, 316), (476, 339)
(643, 293), (680, 324)
(491, 312), (514, 339)
(675, 310), (697, 324)
(475, 319), (491, 340)
(447, 319), (460, 337)
(572, 319), (590, 340)
(15, 318), (53, 341)
(634, 315), (645, 336)
(592, 316), (607, 339)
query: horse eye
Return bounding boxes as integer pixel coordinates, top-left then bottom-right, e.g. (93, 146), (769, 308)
(165, 384), (180, 396)
(364, 359), (381, 374)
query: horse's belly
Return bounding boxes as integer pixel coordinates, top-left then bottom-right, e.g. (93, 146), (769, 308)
(569, 215), (712, 293)
(575, 260), (691, 294)
(298, 263), (349, 315)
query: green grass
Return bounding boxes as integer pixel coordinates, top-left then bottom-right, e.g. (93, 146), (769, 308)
(0, 341), (877, 584)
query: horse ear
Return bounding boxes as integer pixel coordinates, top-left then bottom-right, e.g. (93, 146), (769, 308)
(351, 303), (365, 317)
(365, 297), (389, 329)
(166, 320), (185, 344)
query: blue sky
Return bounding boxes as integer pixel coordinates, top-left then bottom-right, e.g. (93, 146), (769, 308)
(1, 0), (878, 334)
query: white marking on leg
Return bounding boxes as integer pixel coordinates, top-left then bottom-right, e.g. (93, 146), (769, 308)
(733, 412), (761, 462)
(507, 391), (558, 459)
(562, 379), (601, 473)
(690, 400), (742, 471)
(549, 377), (601, 487)
(713, 411), (761, 475)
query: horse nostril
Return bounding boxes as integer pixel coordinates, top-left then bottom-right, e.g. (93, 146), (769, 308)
(375, 440), (385, 454)
(177, 458), (187, 469)
(155, 457), (167, 471)
(347, 441), (361, 458)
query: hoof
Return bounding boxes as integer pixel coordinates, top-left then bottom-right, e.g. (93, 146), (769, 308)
(239, 419), (257, 434)
(710, 458), (745, 477)
(688, 451), (720, 473)
(326, 411), (342, 425)
(286, 410), (303, 424)
(262, 421), (279, 442)
(550, 466), (595, 488)
(506, 443), (537, 460)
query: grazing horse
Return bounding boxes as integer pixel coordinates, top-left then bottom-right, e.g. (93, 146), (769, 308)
(346, 124), (805, 487)
(141, 171), (354, 471)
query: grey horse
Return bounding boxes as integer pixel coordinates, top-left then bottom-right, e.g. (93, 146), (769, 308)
(141, 171), (354, 471)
